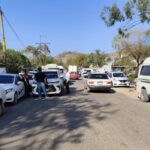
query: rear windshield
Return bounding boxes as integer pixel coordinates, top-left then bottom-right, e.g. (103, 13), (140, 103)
(140, 66), (150, 76)
(89, 74), (108, 79)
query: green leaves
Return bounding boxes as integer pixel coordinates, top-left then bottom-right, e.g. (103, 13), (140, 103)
(100, 0), (150, 32)
(100, 4), (124, 27)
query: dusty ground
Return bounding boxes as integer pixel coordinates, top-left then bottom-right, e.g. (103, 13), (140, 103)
(0, 80), (150, 150)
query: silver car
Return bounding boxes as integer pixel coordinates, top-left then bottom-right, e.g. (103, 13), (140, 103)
(84, 73), (112, 92)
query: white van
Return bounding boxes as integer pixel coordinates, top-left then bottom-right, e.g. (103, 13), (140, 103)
(136, 57), (150, 102)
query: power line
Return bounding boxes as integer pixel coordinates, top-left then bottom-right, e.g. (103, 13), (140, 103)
(2, 11), (25, 48)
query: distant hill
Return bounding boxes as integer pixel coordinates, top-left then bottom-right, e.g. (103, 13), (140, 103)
(55, 51), (83, 63)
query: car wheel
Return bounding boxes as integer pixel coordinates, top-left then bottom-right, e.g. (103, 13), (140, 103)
(86, 86), (90, 92)
(106, 88), (111, 93)
(140, 89), (149, 102)
(59, 88), (64, 96)
(13, 93), (18, 104)
(0, 101), (4, 116)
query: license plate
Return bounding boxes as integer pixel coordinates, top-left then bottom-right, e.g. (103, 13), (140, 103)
(97, 81), (103, 84)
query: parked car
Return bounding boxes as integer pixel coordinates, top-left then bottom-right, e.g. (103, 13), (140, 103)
(0, 87), (6, 116)
(84, 73), (112, 92)
(32, 69), (64, 96)
(0, 74), (25, 104)
(107, 72), (130, 87)
(136, 57), (150, 102)
(70, 72), (79, 80)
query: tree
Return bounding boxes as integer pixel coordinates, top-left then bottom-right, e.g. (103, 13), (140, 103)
(0, 49), (31, 73)
(23, 44), (51, 67)
(113, 29), (150, 74)
(100, 0), (150, 35)
(65, 54), (89, 68)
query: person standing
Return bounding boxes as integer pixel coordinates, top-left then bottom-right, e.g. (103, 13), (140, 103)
(23, 69), (31, 97)
(64, 69), (70, 94)
(35, 67), (48, 99)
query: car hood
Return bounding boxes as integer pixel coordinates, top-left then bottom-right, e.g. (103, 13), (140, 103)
(0, 84), (14, 90)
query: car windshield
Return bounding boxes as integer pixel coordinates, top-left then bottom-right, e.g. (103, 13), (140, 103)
(89, 74), (108, 79)
(43, 71), (58, 79)
(28, 74), (33, 80)
(0, 75), (14, 84)
(113, 73), (126, 77)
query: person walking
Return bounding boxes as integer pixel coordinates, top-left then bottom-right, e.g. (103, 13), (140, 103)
(35, 67), (48, 99)
(64, 69), (70, 94)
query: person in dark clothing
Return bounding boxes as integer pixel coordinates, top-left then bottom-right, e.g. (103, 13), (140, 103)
(35, 67), (47, 99)
(23, 69), (31, 97)
(64, 69), (70, 94)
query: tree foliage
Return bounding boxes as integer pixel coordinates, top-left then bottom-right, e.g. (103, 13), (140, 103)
(65, 50), (106, 68)
(113, 29), (150, 75)
(0, 49), (31, 73)
(23, 44), (52, 67)
(100, 0), (150, 35)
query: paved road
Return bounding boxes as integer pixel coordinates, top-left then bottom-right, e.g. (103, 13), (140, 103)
(0, 80), (150, 150)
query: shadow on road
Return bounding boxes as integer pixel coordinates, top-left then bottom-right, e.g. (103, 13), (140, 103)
(0, 83), (119, 150)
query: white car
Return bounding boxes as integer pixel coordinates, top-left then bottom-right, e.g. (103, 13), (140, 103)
(32, 70), (64, 96)
(108, 72), (130, 87)
(84, 73), (112, 92)
(0, 74), (25, 104)
(19, 72), (36, 86)
(0, 87), (6, 116)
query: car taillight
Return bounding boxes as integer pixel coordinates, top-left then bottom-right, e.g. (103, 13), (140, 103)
(107, 80), (112, 85)
(88, 81), (94, 84)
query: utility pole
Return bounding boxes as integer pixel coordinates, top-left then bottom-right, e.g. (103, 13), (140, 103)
(36, 35), (50, 55)
(0, 7), (6, 66)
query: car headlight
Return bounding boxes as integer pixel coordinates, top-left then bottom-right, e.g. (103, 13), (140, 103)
(113, 78), (117, 81)
(5, 88), (13, 94)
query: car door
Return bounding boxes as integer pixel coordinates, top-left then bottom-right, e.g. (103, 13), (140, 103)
(15, 76), (25, 98)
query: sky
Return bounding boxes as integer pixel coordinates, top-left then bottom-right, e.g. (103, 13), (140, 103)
(0, 0), (148, 56)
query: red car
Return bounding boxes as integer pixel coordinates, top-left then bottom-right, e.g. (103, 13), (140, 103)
(70, 72), (79, 80)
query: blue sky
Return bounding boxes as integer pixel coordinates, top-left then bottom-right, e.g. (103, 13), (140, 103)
(0, 0), (147, 56)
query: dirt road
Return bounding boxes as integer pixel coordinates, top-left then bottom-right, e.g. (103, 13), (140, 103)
(0, 80), (150, 150)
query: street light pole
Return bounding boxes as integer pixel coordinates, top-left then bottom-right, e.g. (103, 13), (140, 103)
(0, 7), (6, 66)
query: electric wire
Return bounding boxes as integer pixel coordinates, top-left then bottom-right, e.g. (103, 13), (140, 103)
(3, 12), (25, 48)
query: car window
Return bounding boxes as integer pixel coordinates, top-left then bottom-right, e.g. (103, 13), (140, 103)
(113, 73), (126, 77)
(140, 66), (150, 76)
(28, 74), (33, 80)
(0, 75), (14, 84)
(89, 74), (108, 79)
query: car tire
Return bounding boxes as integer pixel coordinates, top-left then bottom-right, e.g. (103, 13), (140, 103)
(0, 100), (5, 116)
(13, 93), (18, 104)
(140, 88), (149, 102)
(106, 88), (111, 93)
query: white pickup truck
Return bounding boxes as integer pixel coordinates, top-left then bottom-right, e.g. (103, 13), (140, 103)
(0, 87), (6, 116)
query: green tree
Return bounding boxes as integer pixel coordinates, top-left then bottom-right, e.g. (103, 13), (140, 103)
(2, 49), (31, 73)
(113, 29), (150, 75)
(100, 0), (150, 35)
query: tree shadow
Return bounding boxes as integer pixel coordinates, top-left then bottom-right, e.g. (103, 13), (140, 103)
(0, 84), (119, 150)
